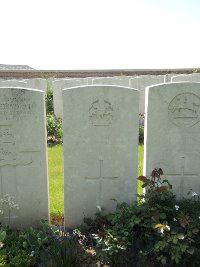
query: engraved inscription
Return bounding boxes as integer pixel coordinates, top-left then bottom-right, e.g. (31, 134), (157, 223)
(89, 99), (113, 126)
(0, 90), (36, 121)
(168, 93), (200, 126)
(0, 125), (39, 199)
(0, 126), (16, 161)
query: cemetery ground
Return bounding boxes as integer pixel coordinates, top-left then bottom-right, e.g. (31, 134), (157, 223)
(1, 144), (199, 266)
(48, 144), (144, 223)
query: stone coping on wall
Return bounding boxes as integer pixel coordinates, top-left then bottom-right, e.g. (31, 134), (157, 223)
(0, 68), (199, 79)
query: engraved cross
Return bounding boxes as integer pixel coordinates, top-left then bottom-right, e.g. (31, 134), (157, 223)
(166, 157), (199, 197)
(0, 125), (38, 199)
(85, 159), (118, 208)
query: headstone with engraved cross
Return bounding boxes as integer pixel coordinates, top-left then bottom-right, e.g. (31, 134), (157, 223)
(63, 85), (139, 227)
(0, 87), (49, 228)
(85, 158), (118, 208)
(144, 82), (200, 198)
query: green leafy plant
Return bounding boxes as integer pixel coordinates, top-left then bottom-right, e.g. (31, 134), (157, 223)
(41, 221), (77, 267)
(139, 126), (144, 144)
(0, 227), (37, 267)
(0, 220), (78, 267)
(45, 87), (54, 115)
(82, 169), (200, 267)
(46, 114), (63, 144)
(139, 113), (145, 144)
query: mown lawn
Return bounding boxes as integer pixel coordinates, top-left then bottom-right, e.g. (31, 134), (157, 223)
(48, 145), (144, 216)
(48, 145), (64, 216)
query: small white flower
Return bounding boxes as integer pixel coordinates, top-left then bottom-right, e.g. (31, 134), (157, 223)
(30, 251), (35, 256)
(199, 216), (200, 220)
(165, 225), (170, 231)
(178, 233), (185, 240)
(173, 218), (177, 222)
(192, 192), (198, 197)
(97, 205), (102, 212)
(175, 205), (179, 211)
(0, 242), (4, 249)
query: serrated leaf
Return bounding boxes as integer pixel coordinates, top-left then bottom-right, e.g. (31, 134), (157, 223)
(192, 228), (199, 234)
(142, 183), (148, 188)
(23, 241), (27, 248)
(160, 213), (166, 219)
(0, 231), (6, 242)
(161, 257), (167, 265)
(187, 248), (194, 255)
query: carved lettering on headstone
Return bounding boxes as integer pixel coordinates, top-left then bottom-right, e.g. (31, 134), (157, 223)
(89, 99), (113, 126)
(0, 125), (36, 199)
(0, 126), (15, 161)
(0, 90), (36, 120)
(168, 93), (200, 127)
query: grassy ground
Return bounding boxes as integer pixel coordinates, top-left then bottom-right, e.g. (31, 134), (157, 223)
(48, 144), (144, 217)
(138, 144), (144, 195)
(48, 145), (64, 216)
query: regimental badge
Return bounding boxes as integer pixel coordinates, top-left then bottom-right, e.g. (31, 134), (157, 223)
(89, 99), (113, 126)
(168, 93), (200, 127)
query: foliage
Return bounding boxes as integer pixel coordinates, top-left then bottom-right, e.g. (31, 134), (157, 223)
(82, 169), (200, 267)
(46, 114), (63, 144)
(0, 221), (77, 267)
(139, 126), (144, 144)
(45, 88), (54, 115)
(139, 112), (145, 144)
(0, 227), (38, 267)
(45, 86), (63, 144)
(41, 221), (77, 267)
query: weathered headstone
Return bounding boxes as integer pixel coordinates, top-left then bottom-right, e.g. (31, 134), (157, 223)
(164, 74), (175, 83)
(92, 76), (130, 87)
(0, 80), (27, 87)
(63, 85), (139, 227)
(144, 82), (200, 198)
(129, 75), (165, 113)
(171, 74), (200, 82)
(53, 78), (88, 118)
(0, 87), (49, 227)
(24, 78), (47, 92)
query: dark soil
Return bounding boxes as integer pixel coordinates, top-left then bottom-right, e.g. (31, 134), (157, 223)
(74, 240), (110, 267)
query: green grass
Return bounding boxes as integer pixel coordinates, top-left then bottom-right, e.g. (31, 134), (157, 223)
(138, 144), (144, 195)
(48, 145), (64, 216)
(48, 144), (144, 216)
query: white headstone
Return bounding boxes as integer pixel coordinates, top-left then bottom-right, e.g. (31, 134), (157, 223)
(0, 87), (49, 228)
(0, 80), (27, 87)
(164, 74), (175, 83)
(144, 82), (200, 198)
(92, 76), (130, 87)
(63, 85), (139, 227)
(87, 77), (94, 85)
(24, 78), (47, 92)
(171, 74), (200, 82)
(129, 75), (165, 113)
(53, 78), (88, 118)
